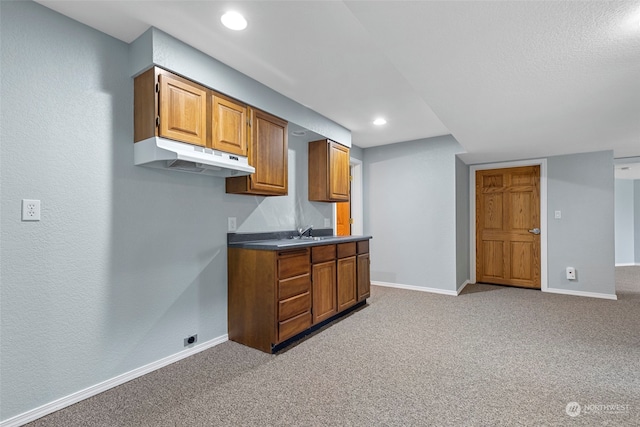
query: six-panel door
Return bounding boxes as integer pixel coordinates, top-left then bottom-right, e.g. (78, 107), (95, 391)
(476, 166), (541, 289)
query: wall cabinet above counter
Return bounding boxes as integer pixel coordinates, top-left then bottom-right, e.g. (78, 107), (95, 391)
(133, 67), (288, 189)
(226, 108), (288, 196)
(133, 66), (351, 198)
(308, 139), (350, 202)
(134, 67), (248, 156)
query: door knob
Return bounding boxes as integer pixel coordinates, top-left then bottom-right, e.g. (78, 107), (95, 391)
(528, 228), (541, 235)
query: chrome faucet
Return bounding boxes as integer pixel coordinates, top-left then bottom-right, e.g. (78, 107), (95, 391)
(298, 225), (313, 238)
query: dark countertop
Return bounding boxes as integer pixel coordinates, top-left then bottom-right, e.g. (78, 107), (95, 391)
(228, 230), (371, 250)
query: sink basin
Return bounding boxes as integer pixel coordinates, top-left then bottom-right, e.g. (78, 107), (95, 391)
(289, 236), (336, 241)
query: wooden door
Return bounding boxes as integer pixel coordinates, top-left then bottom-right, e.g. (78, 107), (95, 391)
(329, 142), (350, 201)
(337, 256), (357, 310)
(158, 73), (207, 147)
(212, 93), (247, 156)
(312, 261), (337, 324)
(476, 166), (540, 289)
(336, 200), (351, 236)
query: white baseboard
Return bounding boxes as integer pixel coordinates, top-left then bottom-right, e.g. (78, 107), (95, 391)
(456, 280), (471, 295)
(372, 281), (458, 296)
(0, 334), (228, 427)
(615, 263), (640, 267)
(543, 287), (618, 300)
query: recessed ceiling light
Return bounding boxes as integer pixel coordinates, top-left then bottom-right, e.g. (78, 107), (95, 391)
(221, 11), (247, 31)
(373, 118), (387, 126)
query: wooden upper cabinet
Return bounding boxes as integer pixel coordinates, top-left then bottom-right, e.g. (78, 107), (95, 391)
(134, 67), (247, 155)
(308, 139), (350, 202)
(226, 108), (288, 196)
(212, 93), (247, 156)
(158, 73), (208, 147)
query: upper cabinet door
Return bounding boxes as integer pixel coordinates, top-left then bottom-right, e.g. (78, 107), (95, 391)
(212, 94), (247, 156)
(250, 108), (288, 194)
(308, 139), (350, 202)
(158, 73), (207, 147)
(329, 141), (350, 200)
(225, 108), (288, 196)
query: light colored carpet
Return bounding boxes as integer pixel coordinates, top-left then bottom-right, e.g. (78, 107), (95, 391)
(27, 268), (640, 426)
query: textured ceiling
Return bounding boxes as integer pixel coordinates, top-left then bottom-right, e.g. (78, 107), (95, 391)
(36, 1), (640, 163)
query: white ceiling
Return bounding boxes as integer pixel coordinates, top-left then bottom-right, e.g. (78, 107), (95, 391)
(37, 1), (640, 164)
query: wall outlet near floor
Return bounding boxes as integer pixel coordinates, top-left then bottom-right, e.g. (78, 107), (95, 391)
(228, 217), (237, 232)
(22, 199), (41, 221)
(566, 267), (576, 280)
(184, 334), (197, 347)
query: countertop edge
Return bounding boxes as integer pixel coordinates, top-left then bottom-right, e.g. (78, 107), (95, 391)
(228, 235), (372, 250)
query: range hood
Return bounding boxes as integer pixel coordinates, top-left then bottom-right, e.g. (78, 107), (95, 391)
(134, 137), (254, 177)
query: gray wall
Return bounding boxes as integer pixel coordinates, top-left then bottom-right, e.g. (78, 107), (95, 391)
(614, 179), (635, 264)
(0, 1), (330, 421)
(547, 151), (615, 295)
(636, 181), (640, 264)
(455, 156), (470, 288)
(363, 135), (465, 293)
(350, 144), (364, 162)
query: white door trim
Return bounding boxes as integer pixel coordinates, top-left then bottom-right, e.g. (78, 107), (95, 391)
(469, 159), (548, 291)
(333, 158), (363, 235)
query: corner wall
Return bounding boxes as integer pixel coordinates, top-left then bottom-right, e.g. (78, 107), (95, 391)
(455, 157), (470, 289)
(363, 135), (465, 294)
(615, 179), (635, 265)
(636, 180), (640, 264)
(546, 151), (615, 296)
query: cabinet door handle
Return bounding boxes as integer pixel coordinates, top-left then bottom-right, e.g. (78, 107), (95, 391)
(528, 228), (541, 235)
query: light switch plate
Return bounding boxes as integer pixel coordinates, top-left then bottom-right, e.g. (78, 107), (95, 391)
(324, 218), (330, 228)
(228, 217), (237, 232)
(554, 210), (562, 219)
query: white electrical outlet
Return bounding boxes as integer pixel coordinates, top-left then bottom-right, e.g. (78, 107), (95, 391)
(324, 218), (331, 228)
(566, 267), (576, 280)
(22, 199), (41, 221)
(228, 217), (237, 232)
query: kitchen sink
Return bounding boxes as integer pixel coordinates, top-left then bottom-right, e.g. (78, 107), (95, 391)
(289, 236), (336, 241)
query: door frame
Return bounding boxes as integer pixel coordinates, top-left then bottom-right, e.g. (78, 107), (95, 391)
(333, 158), (363, 235)
(469, 159), (548, 291)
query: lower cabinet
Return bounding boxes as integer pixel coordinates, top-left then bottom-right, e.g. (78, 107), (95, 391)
(228, 238), (370, 353)
(228, 247), (311, 353)
(336, 242), (357, 311)
(357, 240), (371, 301)
(312, 261), (337, 324)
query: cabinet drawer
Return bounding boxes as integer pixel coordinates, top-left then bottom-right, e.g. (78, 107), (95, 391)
(312, 245), (336, 263)
(278, 249), (310, 279)
(279, 274), (310, 300)
(337, 242), (356, 258)
(357, 240), (369, 254)
(278, 291), (311, 321)
(278, 311), (312, 342)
